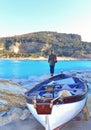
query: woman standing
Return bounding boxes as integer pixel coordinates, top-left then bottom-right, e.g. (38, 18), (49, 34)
(48, 49), (57, 76)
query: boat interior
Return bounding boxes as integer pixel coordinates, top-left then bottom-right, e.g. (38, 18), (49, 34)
(27, 77), (87, 100)
(25, 75), (88, 114)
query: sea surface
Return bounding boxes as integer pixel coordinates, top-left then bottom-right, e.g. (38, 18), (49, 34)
(0, 59), (91, 79)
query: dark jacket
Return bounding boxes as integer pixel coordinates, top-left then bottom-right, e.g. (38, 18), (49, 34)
(48, 54), (55, 65)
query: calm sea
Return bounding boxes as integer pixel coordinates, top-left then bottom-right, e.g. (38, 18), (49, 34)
(0, 59), (91, 79)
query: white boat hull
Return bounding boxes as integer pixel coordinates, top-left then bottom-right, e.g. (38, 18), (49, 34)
(27, 98), (86, 130)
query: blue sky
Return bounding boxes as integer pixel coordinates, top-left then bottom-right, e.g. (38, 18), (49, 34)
(0, 0), (91, 42)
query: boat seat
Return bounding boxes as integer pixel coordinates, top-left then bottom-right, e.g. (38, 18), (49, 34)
(55, 77), (75, 85)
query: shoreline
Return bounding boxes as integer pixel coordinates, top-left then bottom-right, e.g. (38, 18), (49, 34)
(0, 56), (90, 61)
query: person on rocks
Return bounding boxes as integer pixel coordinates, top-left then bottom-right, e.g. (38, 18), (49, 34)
(48, 49), (57, 76)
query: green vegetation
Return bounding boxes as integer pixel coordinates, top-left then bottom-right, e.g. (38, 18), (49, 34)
(0, 31), (91, 59)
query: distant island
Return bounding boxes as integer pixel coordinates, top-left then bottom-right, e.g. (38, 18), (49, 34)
(0, 31), (91, 59)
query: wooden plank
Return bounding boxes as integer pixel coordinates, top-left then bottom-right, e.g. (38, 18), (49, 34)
(82, 105), (89, 120)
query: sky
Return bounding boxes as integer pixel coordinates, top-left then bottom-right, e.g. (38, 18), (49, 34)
(0, 0), (91, 42)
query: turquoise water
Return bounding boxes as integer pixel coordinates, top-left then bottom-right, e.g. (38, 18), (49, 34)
(0, 59), (91, 79)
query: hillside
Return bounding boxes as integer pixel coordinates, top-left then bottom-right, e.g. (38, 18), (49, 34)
(0, 31), (91, 59)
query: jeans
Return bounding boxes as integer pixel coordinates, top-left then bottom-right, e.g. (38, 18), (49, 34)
(50, 65), (55, 75)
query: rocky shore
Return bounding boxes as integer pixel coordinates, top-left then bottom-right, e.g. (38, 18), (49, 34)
(0, 70), (91, 127)
(0, 56), (80, 61)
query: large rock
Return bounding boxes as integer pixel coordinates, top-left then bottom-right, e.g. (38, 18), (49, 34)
(0, 79), (27, 112)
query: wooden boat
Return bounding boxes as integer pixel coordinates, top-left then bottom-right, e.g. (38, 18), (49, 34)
(25, 73), (88, 130)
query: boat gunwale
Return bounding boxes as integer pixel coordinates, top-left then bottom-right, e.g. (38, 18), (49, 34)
(25, 73), (88, 105)
(25, 90), (88, 105)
